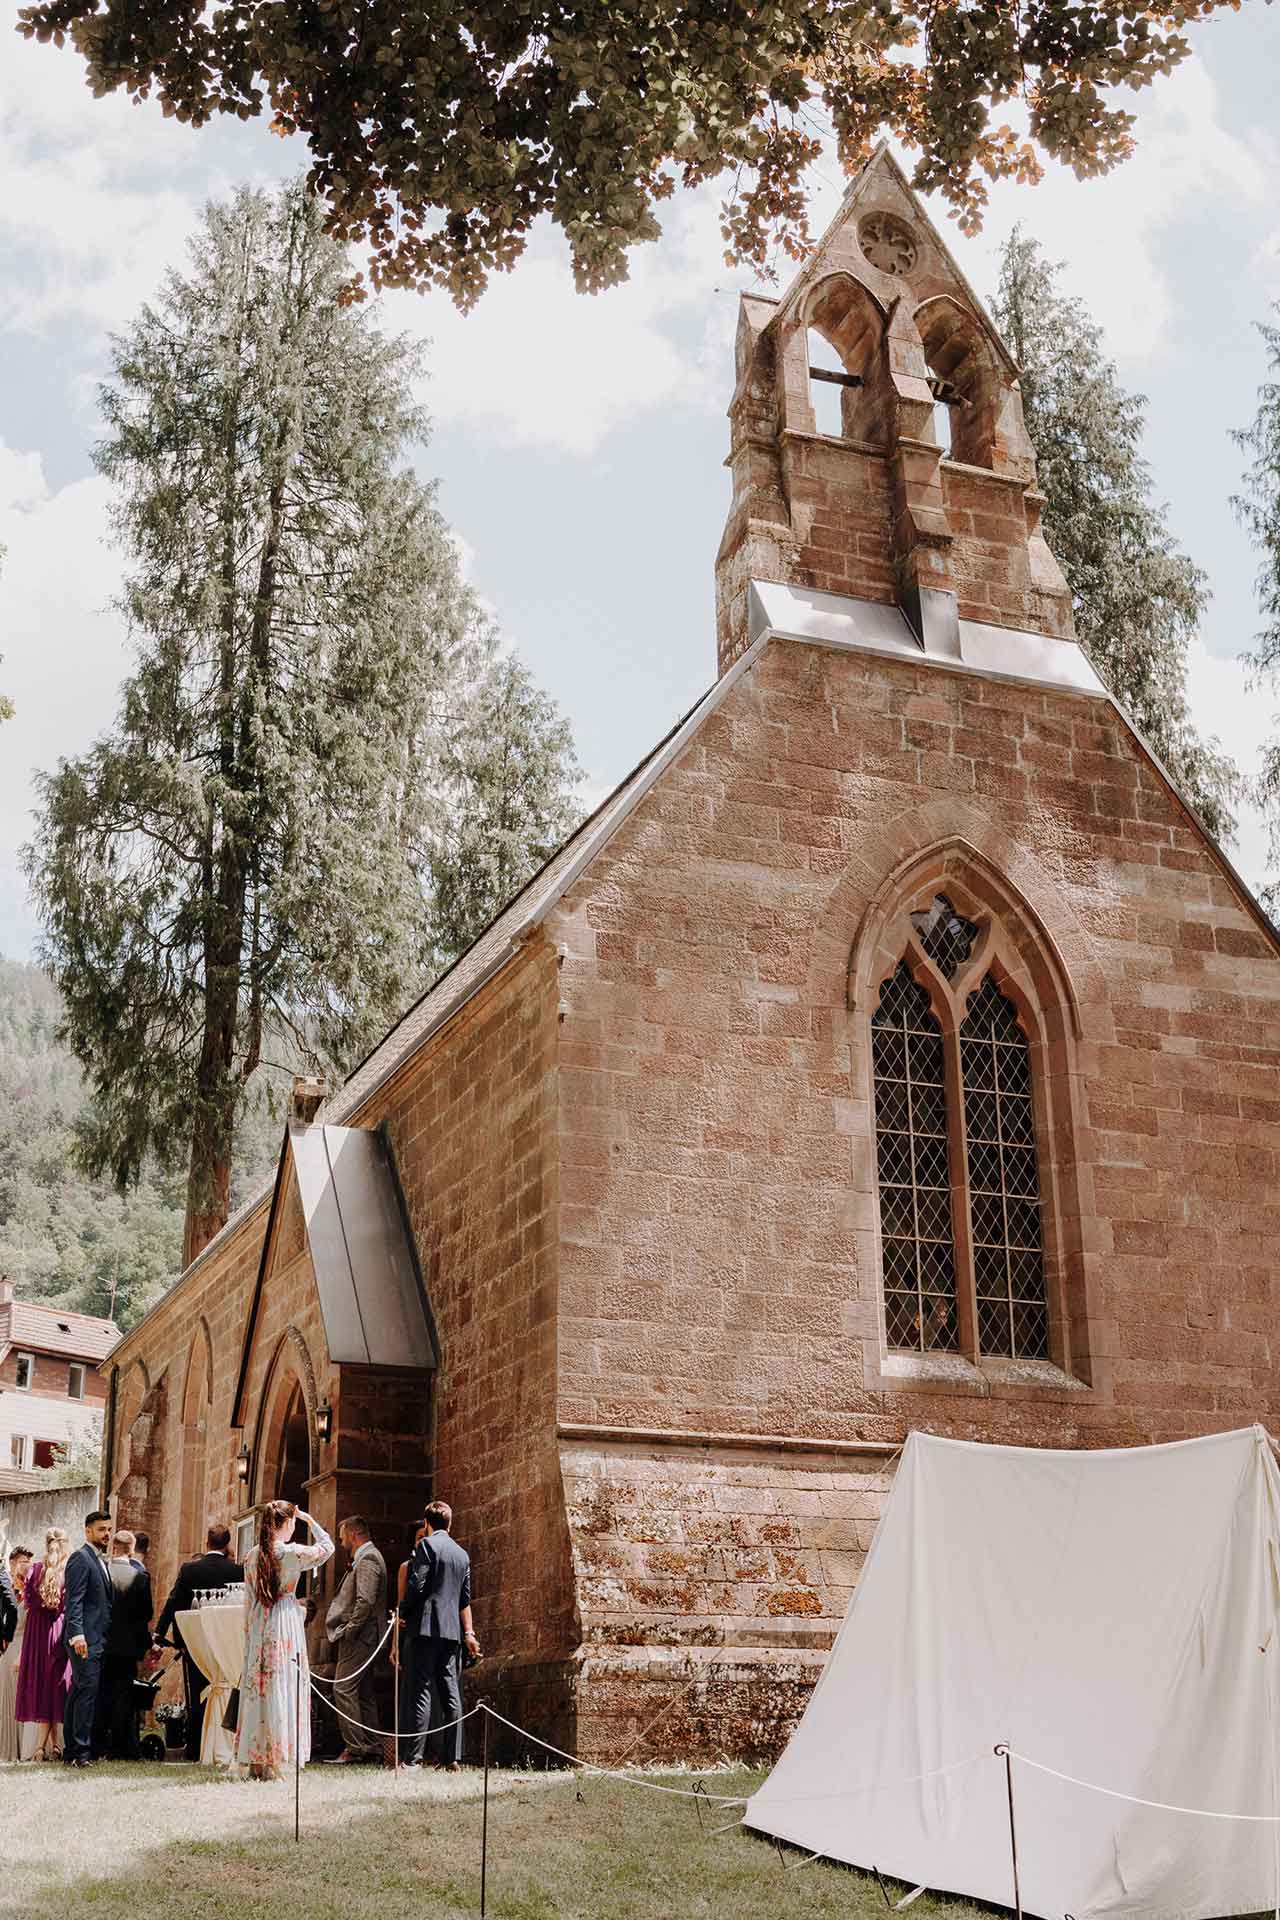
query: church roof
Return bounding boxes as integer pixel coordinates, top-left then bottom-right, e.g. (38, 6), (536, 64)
(112, 583), (1280, 1351)
(230, 1119), (438, 1424)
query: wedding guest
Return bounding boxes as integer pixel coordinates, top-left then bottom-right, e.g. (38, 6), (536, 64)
(131, 1533), (150, 1572)
(95, 1530), (153, 1760)
(154, 1525), (243, 1762)
(388, 1522), (428, 1767)
(324, 1516), (387, 1765)
(0, 1554), (16, 1654)
(63, 1509), (114, 1767)
(16, 1527), (71, 1761)
(401, 1501), (480, 1772)
(237, 1501), (333, 1780)
(0, 1548), (34, 1762)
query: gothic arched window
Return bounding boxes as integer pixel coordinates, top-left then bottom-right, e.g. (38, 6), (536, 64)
(871, 895), (1050, 1363)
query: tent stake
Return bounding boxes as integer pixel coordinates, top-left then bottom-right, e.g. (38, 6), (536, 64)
(994, 1744), (1023, 1920)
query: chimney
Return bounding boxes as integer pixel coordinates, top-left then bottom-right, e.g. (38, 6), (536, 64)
(290, 1076), (327, 1126)
(0, 1274), (13, 1307)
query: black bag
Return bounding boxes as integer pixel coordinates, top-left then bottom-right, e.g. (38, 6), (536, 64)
(221, 1687), (240, 1734)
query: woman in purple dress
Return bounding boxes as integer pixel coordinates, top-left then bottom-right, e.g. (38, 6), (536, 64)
(15, 1526), (70, 1760)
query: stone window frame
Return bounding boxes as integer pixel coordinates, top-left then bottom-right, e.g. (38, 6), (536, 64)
(849, 846), (1097, 1402)
(67, 1361), (86, 1400)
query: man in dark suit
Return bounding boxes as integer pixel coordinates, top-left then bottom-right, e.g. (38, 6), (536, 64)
(0, 1554), (16, 1653)
(401, 1500), (480, 1770)
(95, 1529), (153, 1759)
(154, 1525), (243, 1762)
(63, 1509), (114, 1766)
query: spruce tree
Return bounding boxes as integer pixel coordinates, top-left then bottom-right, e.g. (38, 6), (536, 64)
(25, 179), (580, 1268)
(422, 655), (581, 972)
(992, 231), (1239, 843)
(1233, 308), (1280, 905)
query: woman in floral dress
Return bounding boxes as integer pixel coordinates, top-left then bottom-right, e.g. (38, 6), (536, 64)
(237, 1500), (333, 1779)
(15, 1528), (70, 1761)
(0, 1548), (34, 1761)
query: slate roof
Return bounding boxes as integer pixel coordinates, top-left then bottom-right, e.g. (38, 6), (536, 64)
(0, 1298), (119, 1365)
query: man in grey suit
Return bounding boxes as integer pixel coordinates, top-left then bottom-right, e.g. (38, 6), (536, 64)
(401, 1500), (479, 1770)
(63, 1509), (115, 1766)
(325, 1515), (388, 1764)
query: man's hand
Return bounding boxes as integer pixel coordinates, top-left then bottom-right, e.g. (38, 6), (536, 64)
(70, 1635), (88, 1658)
(464, 1631), (480, 1656)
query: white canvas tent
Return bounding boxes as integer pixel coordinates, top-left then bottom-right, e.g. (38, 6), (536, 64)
(746, 1426), (1280, 1920)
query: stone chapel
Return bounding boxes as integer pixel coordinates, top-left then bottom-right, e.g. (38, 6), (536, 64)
(103, 146), (1280, 1762)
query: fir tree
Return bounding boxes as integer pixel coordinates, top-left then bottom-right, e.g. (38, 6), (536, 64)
(422, 654), (581, 971)
(1233, 307), (1280, 906)
(992, 231), (1239, 843)
(25, 180), (580, 1269)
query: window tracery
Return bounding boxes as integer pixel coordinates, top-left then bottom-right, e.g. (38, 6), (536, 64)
(869, 896), (1051, 1365)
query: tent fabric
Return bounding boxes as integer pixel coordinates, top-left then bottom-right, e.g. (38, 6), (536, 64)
(745, 1426), (1280, 1920)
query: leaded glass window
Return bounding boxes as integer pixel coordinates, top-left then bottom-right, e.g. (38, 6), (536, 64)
(871, 926), (1052, 1365)
(960, 975), (1048, 1359)
(872, 964), (958, 1353)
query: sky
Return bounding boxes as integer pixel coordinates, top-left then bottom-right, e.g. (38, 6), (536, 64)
(1, 3), (1278, 963)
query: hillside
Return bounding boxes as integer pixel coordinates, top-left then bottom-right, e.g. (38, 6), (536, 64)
(0, 954), (279, 1330)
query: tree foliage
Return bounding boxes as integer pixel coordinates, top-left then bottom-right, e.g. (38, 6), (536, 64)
(39, 1414), (103, 1489)
(17, 0), (1241, 307)
(992, 229), (1239, 842)
(1233, 307), (1280, 904)
(25, 180), (581, 1269)
(0, 955), (280, 1329)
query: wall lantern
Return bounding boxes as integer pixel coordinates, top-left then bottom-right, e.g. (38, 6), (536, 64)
(235, 1444), (251, 1485)
(316, 1401), (334, 1445)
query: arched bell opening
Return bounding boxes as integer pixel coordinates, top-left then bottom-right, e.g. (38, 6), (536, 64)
(915, 295), (1002, 469)
(801, 273), (893, 445)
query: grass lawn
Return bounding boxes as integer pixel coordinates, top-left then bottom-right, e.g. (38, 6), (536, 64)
(0, 1757), (992, 1919)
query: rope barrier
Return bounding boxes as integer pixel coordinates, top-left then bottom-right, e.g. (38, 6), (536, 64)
(308, 1612), (396, 1687)
(307, 1675), (479, 1744)
(476, 1703), (749, 1804)
(1009, 1750), (1280, 1823)
(744, 1749), (988, 1811)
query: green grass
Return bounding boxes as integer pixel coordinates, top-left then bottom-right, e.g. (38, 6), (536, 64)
(0, 1759), (990, 1919)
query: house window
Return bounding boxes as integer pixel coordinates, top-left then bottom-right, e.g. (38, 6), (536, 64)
(10, 1436), (29, 1469)
(14, 1352), (34, 1391)
(68, 1362), (86, 1400)
(32, 1439), (58, 1470)
(872, 896), (1050, 1364)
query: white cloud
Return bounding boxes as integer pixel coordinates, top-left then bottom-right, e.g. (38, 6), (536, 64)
(953, 58), (1273, 365)
(0, 0), (293, 339)
(0, 442), (129, 955)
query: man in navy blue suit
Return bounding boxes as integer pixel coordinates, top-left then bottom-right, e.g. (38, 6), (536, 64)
(63, 1509), (114, 1766)
(401, 1501), (480, 1770)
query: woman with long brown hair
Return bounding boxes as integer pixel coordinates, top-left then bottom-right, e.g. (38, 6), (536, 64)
(14, 1527), (71, 1760)
(236, 1500), (333, 1779)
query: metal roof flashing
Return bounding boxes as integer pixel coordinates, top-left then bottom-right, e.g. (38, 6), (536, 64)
(746, 580), (1107, 699)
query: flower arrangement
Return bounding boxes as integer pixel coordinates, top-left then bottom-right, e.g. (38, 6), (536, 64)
(155, 1702), (186, 1725)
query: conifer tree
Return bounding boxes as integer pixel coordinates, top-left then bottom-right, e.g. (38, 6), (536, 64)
(25, 180), (580, 1269)
(992, 230), (1239, 842)
(1233, 307), (1280, 905)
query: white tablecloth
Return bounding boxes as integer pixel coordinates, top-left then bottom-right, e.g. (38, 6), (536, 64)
(177, 1605), (244, 1766)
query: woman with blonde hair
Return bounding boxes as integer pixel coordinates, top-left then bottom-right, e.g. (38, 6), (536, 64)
(15, 1527), (71, 1760)
(236, 1501), (332, 1779)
